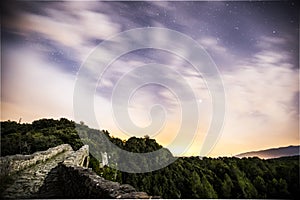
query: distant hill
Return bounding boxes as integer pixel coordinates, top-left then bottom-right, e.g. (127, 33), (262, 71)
(235, 145), (300, 159)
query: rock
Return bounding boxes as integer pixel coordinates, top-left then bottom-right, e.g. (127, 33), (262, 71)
(119, 192), (150, 199)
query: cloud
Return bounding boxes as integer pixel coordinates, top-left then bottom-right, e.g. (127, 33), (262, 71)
(1, 47), (76, 122)
(198, 36), (226, 54)
(209, 36), (299, 156)
(4, 2), (121, 60)
(254, 50), (291, 65)
(256, 35), (286, 49)
(149, 1), (174, 10)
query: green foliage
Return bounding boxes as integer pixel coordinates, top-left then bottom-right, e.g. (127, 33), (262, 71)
(1, 118), (299, 199)
(190, 171), (202, 198)
(0, 118), (81, 155)
(253, 175), (267, 198)
(221, 173), (234, 198)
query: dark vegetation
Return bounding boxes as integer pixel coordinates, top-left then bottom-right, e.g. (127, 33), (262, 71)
(1, 118), (299, 199)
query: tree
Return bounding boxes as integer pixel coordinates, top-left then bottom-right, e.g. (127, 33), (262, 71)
(253, 176), (266, 198)
(200, 175), (218, 198)
(277, 178), (290, 198)
(190, 171), (202, 198)
(221, 173), (233, 198)
(144, 135), (150, 139)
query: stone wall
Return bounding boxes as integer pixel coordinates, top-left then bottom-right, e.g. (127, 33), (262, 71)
(1, 149), (72, 199)
(1, 144), (156, 199)
(0, 144), (72, 177)
(37, 145), (155, 198)
(45, 164), (152, 199)
(62, 145), (89, 167)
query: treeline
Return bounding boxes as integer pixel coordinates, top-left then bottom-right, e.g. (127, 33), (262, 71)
(1, 118), (299, 199)
(115, 155), (299, 198)
(0, 118), (83, 155)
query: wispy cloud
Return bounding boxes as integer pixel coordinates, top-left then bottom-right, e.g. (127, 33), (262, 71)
(198, 36), (226, 54)
(4, 1), (120, 61)
(209, 35), (299, 156)
(2, 46), (75, 121)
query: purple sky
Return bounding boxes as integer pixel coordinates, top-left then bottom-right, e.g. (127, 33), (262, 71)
(1, 1), (299, 156)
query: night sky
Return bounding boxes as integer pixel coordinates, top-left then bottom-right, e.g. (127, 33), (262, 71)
(1, 1), (299, 156)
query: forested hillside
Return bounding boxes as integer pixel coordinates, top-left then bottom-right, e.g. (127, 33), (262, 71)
(1, 118), (299, 198)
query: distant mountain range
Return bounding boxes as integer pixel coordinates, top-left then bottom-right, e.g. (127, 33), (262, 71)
(235, 145), (300, 159)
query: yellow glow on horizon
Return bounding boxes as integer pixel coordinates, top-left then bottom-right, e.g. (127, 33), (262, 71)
(2, 103), (298, 158)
